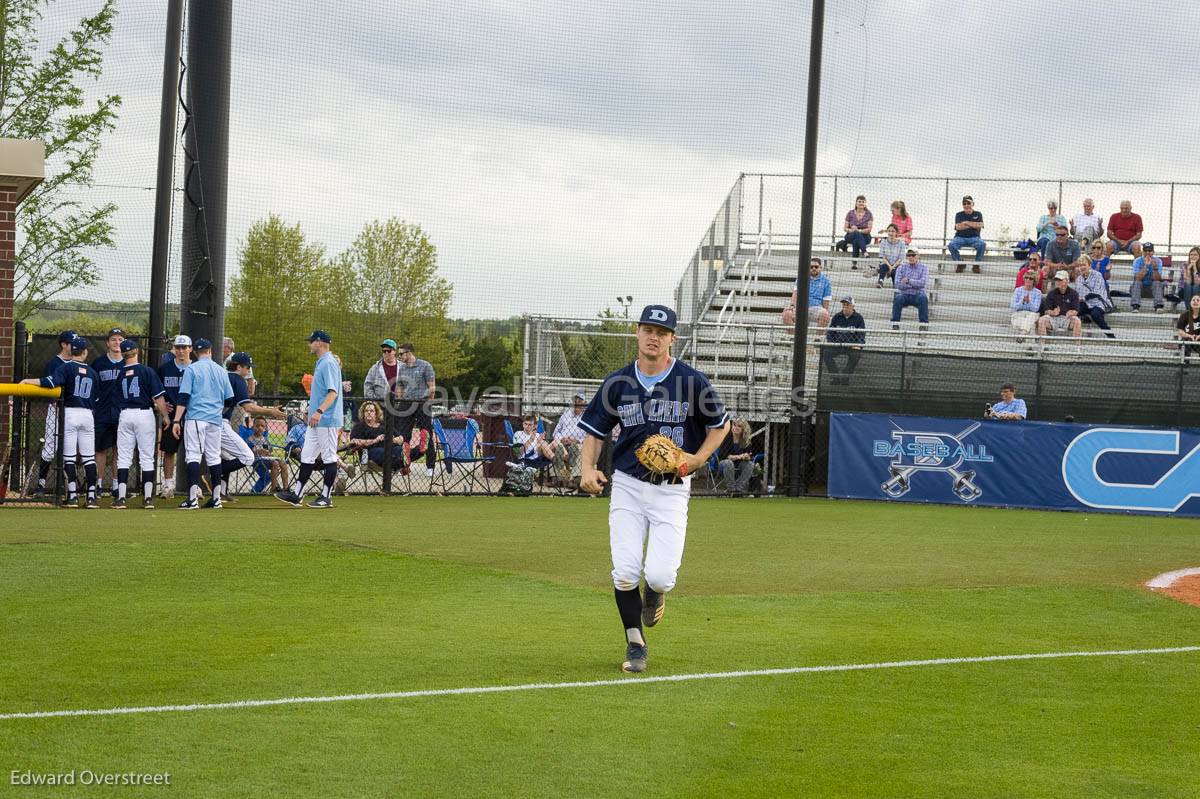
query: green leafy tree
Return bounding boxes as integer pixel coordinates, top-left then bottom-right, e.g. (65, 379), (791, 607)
(561, 308), (634, 379)
(323, 218), (462, 383)
(2, 0), (120, 319)
(226, 215), (325, 395)
(441, 332), (521, 401)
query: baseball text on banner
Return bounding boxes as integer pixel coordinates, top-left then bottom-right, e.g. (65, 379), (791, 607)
(828, 412), (1200, 516)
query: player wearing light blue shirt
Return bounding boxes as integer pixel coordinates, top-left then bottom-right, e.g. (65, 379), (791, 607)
(310, 351), (344, 428)
(176, 355), (233, 424)
(171, 339), (234, 509)
(276, 330), (343, 508)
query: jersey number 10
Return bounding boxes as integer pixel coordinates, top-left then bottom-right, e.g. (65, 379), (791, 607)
(73, 376), (94, 399)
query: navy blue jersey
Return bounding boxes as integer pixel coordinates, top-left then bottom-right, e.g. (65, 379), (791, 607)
(115, 363), (166, 411)
(579, 357), (728, 481)
(90, 354), (125, 423)
(158, 358), (189, 405)
(43, 354), (72, 379)
(41, 360), (99, 411)
(223, 371), (252, 420)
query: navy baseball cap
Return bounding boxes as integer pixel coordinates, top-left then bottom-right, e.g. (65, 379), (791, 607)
(638, 304), (677, 332)
(193, 337), (213, 351)
(106, 327), (125, 339)
(119, 339), (139, 353)
(308, 329), (332, 343)
(1143, 242), (1155, 251)
(230, 351), (254, 367)
(57, 329), (77, 344)
(69, 336), (89, 353)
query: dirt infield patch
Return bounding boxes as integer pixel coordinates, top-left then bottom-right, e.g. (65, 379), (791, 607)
(1159, 574), (1200, 608)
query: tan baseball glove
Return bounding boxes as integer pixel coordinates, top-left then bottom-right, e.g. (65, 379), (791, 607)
(635, 434), (691, 477)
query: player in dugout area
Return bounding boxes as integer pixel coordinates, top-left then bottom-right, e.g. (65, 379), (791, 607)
(578, 304), (730, 674)
(111, 339), (170, 509)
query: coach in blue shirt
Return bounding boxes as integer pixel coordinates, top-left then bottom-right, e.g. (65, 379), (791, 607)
(987, 383), (1027, 421)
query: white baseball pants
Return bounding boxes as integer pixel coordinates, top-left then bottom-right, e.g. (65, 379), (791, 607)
(117, 409), (158, 471)
(609, 469), (691, 594)
(183, 420), (222, 465)
(220, 422), (255, 467)
(62, 407), (95, 463)
(300, 426), (339, 464)
(41, 404), (58, 462)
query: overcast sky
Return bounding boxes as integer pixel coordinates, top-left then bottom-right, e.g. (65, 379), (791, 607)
(44, 0), (1200, 319)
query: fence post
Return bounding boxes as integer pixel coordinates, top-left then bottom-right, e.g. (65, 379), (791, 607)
(758, 174), (764, 237)
(1177, 352), (1185, 427)
(942, 179), (950, 256)
(382, 406), (393, 494)
(1168, 182), (1175, 253)
(8, 320), (26, 492)
(898, 347), (907, 414)
(1033, 358), (1043, 419)
(830, 176), (839, 249)
(1057, 180), (1063, 215)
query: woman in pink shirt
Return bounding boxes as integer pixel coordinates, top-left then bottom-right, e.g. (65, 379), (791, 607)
(878, 200), (913, 245)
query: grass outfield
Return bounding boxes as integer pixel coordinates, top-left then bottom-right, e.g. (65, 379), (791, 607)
(2, 496), (1199, 797)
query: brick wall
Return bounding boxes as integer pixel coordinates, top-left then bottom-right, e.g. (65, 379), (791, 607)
(0, 186), (16, 447)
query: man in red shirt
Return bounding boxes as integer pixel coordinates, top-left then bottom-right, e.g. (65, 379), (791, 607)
(1106, 200), (1144, 257)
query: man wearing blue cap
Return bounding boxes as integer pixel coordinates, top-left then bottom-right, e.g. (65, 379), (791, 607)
(27, 330), (77, 498)
(170, 338), (234, 509)
(112, 339), (169, 509)
(21, 337), (100, 507)
(577, 304), (730, 673)
(276, 330), (343, 508)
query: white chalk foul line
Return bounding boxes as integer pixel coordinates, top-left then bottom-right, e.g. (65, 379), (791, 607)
(1146, 567), (1200, 589)
(2, 645), (1197, 721)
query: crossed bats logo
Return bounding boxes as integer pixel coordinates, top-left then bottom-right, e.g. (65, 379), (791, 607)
(877, 421), (985, 502)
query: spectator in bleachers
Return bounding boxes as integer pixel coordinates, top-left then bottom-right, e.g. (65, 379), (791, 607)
(364, 339), (400, 400)
(1035, 201), (1068, 255)
(1009, 272), (1043, 341)
(835, 195), (873, 264)
(1044, 225), (1081, 274)
(349, 400), (407, 469)
(824, 296), (865, 382)
(246, 416), (288, 494)
(782, 257), (832, 330)
(1106, 200), (1144, 257)
(551, 391), (587, 488)
(949, 196), (986, 271)
(877, 223), (905, 288)
(1037, 271), (1083, 338)
(890, 248), (929, 330)
(1088, 240), (1112, 285)
(1071, 198), (1104, 247)
(1129, 242), (1165, 312)
(1175, 295), (1200, 357)
(1177, 247), (1200, 307)
(986, 384), (1027, 420)
(718, 418), (755, 496)
(876, 200), (912, 245)
(1015, 253), (1047, 291)
(1075, 256), (1116, 339)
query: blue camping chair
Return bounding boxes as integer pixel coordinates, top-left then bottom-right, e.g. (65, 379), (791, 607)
(503, 418), (561, 494)
(431, 417), (493, 495)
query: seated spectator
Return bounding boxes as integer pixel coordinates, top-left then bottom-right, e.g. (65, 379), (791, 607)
(1035, 201), (1068, 255)
(949, 195), (986, 271)
(1178, 246), (1200, 307)
(513, 415), (557, 466)
(551, 391), (588, 488)
(891, 249), (929, 330)
(246, 416), (288, 493)
(1071, 198), (1104, 247)
(986, 384), (1027, 420)
(876, 224), (905, 288)
(1009, 272), (1043, 341)
(1074, 256), (1116, 339)
(1014, 253), (1047, 291)
(1106, 200), (1144, 257)
(782, 257), (832, 330)
(887, 200), (913, 244)
(283, 414), (306, 460)
(835, 194), (873, 263)
(1088, 240), (1112, 285)
(824, 296), (865, 382)
(1129, 242), (1165, 312)
(1037, 270), (1082, 338)
(718, 418), (755, 495)
(1176, 295), (1200, 357)
(1044, 226), (1081, 274)
(349, 400), (407, 469)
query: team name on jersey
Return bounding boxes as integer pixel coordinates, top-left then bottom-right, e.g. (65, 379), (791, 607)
(617, 399), (689, 428)
(97, 368), (120, 381)
(163, 375), (181, 388)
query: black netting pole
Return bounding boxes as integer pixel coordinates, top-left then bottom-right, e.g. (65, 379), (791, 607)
(149, 0), (185, 366)
(787, 0), (826, 497)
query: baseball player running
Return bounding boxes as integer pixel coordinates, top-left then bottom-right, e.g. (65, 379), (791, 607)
(274, 330), (343, 508)
(157, 335), (192, 498)
(28, 330), (76, 497)
(112, 339), (169, 509)
(21, 337), (100, 508)
(170, 338), (233, 509)
(579, 304), (729, 673)
(218, 351), (285, 499)
(91, 327), (126, 498)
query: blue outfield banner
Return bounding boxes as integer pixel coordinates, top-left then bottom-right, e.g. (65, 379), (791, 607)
(828, 412), (1200, 516)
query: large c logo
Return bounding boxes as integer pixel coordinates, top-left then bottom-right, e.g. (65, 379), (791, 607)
(1063, 428), (1200, 512)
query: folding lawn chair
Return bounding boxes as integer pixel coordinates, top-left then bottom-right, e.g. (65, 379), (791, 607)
(431, 417), (494, 495)
(503, 418), (562, 495)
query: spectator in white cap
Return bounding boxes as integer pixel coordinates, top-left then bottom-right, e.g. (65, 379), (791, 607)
(550, 390), (589, 488)
(824, 295), (865, 382)
(1037, 270), (1082, 338)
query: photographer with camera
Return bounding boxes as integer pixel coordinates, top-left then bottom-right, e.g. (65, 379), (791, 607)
(985, 384), (1027, 421)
